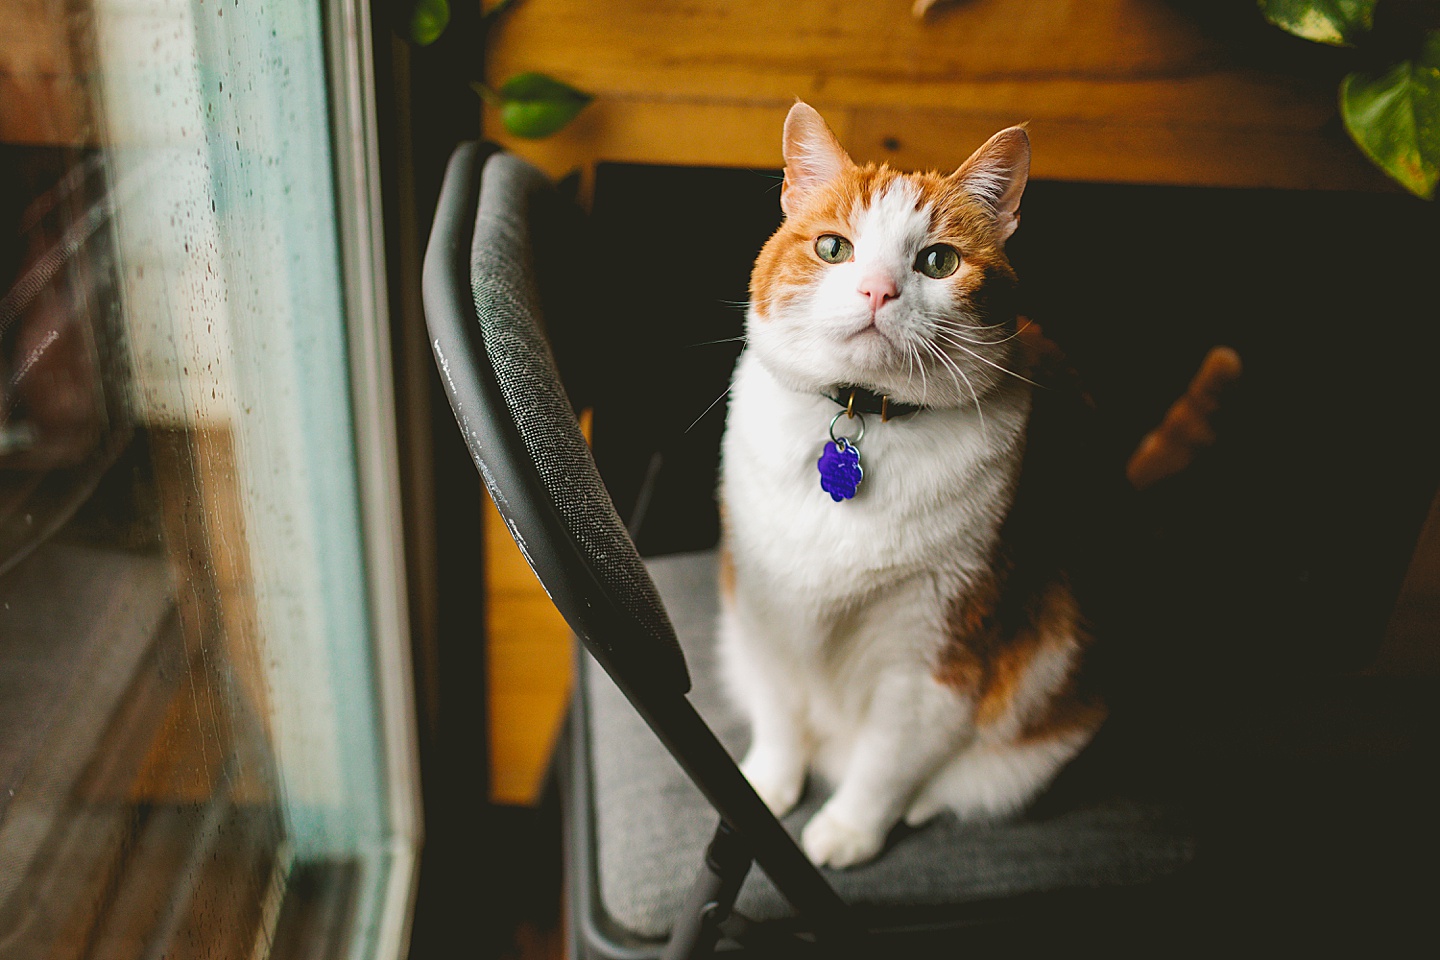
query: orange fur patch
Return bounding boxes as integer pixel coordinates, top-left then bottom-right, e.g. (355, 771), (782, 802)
(975, 636), (1046, 728)
(938, 576), (1092, 730)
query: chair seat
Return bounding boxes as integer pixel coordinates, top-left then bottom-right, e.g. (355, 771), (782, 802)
(584, 550), (1198, 940)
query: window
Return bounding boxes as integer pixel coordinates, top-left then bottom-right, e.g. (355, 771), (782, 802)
(0, 2), (417, 956)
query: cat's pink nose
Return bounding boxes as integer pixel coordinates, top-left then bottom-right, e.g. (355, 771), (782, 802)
(857, 274), (899, 312)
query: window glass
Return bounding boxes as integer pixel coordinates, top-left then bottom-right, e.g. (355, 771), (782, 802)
(0, 1), (413, 955)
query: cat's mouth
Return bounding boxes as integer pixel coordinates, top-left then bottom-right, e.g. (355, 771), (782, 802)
(845, 318), (895, 345)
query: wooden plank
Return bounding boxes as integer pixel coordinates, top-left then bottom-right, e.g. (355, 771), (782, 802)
(848, 107), (1390, 191)
(486, 0), (1227, 101)
(485, 414), (591, 806)
(486, 99), (798, 180)
(490, 96), (1390, 193)
(485, 495), (573, 806)
(483, 0), (1393, 191)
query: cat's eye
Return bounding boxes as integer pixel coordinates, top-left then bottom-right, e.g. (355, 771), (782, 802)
(815, 234), (854, 263)
(916, 244), (961, 279)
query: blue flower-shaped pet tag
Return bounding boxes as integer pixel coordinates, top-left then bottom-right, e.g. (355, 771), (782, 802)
(817, 410), (865, 501)
(817, 438), (863, 501)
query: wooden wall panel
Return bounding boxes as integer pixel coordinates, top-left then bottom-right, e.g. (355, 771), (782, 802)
(483, 0), (1392, 191)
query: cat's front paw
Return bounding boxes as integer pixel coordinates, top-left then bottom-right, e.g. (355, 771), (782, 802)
(740, 751), (805, 817)
(801, 805), (885, 869)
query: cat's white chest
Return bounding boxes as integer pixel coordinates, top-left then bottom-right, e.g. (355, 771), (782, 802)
(719, 351), (1030, 608)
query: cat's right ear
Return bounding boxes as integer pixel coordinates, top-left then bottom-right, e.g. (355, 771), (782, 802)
(781, 101), (852, 217)
(953, 125), (1030, 241)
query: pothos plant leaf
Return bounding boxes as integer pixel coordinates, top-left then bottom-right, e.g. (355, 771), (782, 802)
(1339, 31), (1440, 198)
(409, 0), (451, 46)
(1258, 0), (1376, 45)
(478, 72), (594, 139)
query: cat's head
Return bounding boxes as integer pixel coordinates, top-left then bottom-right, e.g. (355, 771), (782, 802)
(748, 102), (1029, 409)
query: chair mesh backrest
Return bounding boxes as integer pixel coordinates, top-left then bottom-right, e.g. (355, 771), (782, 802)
(468, 151), (688, 690)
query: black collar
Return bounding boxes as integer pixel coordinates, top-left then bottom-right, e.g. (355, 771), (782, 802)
(825, 385), (921, 422)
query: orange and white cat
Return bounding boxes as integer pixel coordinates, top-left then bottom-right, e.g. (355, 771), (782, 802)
(717, 103), (1104, 869)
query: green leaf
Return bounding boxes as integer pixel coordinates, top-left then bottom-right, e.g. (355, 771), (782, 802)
(1339, 41), (1440, 198)
(1258, 0), (1376, 45)
(495, 72), (593, 139)
(409, 0), (450, 46)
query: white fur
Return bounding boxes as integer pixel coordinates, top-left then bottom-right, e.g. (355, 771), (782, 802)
(719, 144), (1084, 869)
(720, 356), (1043, 868)
(902, 733), (1091, 828)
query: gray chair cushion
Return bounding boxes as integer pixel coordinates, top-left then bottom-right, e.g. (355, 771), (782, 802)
(585, 550), (1196, 940)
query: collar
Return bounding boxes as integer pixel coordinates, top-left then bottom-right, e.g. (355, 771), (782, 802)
(825, 385), (921, 422)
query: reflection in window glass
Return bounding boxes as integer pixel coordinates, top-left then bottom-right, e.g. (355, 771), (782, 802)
(0, 2), (416, 957)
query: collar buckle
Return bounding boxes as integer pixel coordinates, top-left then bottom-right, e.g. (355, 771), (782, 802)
(829, 386), (919, 422)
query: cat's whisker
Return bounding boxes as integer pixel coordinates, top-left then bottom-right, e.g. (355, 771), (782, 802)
(929, 316), (1032, 346)
(909, 342), (928, 405)
(921, 326), (1013, 349)
(934, 326), (1031, 348)
(910, 340), (930, 405)
(923, 339), (987, 440)
(902, 341), (915, 395)
(686, 335), (749, 347)
(919, 338), (961, 396)
(931, 327), (1003, 350)
(930, 313), (1011, 332)
(933, 333), (1043, 389)
(932, 328), (1003, 347)
(684, 385), (732, 434)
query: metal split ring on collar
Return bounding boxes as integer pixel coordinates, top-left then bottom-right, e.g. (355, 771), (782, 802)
(829, 409), (866, 446)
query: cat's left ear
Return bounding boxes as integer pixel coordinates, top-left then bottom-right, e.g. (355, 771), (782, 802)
(953, 126), (1030, 240)
(781, 101), (853, 217)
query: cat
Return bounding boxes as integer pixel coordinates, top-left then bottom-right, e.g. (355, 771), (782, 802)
(716, 101), (1106, 869)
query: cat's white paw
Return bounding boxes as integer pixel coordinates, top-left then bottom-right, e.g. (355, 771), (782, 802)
(740, 752), (805, 817)
(801, 806), (885, 869)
